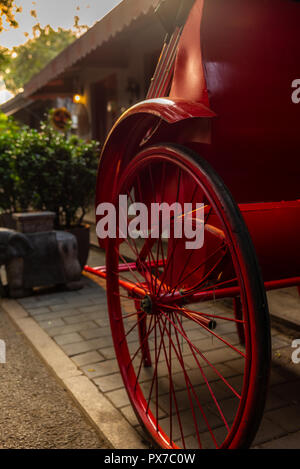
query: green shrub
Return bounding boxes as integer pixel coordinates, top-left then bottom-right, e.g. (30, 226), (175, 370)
(0, 114), (100, 228)
(0, 115), (20, 213)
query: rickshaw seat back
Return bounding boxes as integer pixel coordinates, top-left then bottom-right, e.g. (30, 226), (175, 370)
(170, 0), (300, 204)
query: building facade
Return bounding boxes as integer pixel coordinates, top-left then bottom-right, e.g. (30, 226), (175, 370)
(1, 0), (166, 146)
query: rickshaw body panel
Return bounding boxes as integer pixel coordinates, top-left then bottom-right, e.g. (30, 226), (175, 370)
(240, 201), (300, 281)
(170, 0), (300, 204)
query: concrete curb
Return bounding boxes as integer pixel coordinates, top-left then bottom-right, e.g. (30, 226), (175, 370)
(1, 298), (147, 450)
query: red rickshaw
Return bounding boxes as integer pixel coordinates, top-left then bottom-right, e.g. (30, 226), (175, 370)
(85, 0), (300, 449)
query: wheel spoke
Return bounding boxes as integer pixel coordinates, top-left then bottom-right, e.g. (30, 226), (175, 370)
(161, 309), (242, 401)
(126, 315), (155, 369)
(176, 306), (246, 358)
(170, 310), (231, 431)
(134, 314), (155, 390)
(159, 312), (219, 448)
(120, 309), (147, 344)
(165, 243), (228, 298)
(158, 303), (245, 325)
(156, 315), (187, 448)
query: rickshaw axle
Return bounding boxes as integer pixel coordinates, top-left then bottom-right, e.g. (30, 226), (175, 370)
(84, 265), (300, 306)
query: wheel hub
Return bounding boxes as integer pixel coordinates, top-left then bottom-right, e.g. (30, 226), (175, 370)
(140, 295), (153, 315)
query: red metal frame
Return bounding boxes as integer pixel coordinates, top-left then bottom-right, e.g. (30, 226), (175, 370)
(85, 264), (300, 303)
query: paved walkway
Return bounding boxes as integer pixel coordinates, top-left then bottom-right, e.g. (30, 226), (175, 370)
(5, 246), (300, 449)
(0, 301), (107, 449)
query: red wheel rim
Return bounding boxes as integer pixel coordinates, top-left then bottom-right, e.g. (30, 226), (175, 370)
(105, 145), (270, 449)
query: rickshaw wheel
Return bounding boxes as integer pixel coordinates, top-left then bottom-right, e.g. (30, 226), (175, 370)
(105, 143), (271, 449)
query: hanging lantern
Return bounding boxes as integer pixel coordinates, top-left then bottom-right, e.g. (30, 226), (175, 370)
(50, 107), (72, 132)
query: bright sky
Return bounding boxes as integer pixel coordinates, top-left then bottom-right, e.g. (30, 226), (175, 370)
(0, 80), (13, 103)
(0, 0), (123, 49)
(0, 0), (122, 103)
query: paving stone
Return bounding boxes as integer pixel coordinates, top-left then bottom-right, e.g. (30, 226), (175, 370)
(157, 387), (205, 413)
(49, 304), (77, 312)
(81, 359), (119, 379)
(153, 359), (190, 377)
(271, 380), (300, 405)
(33, 310), (78, 322)
(90, 297), (108, 305)
(253, 416), (286, 445)
(54, 332), (82, 346)
(265, 404), (300, 433)
(26, 307), (51, 315)
(199, 347), (239, 365)
(269, 368), (287, 386)
(272, 358), (300, 381)
(29, 298), (68, 307)
(187, 329), (211, 342)
(79, 290), (107, 297)
(18, 298), (39, 307)
(134, 425), (150, 443)
(95, 319), (111, 328)
(80, 296), (106, 303)
(98, 346), (116, 360)
(78, 287), (103, 295)
(106, 388), (130, 408)
(34, 292), (66, 300)
(64, 297), (94, 306)
(184, 426), (228, 449)
(80, 327), (111, 340)
(272, 346), (294, 362)
(258, 430), (300, 449)
(61, 338), (103, 356)
(172, 364), (238, 390)
(226, 358), (245, 374)
(78, 305), (103, 314)
(158, 406), (221, 442)
(72, 350), (104, 367)
(58, 291), (81, 300)
(78, 290), (105, 298)
(272, 336), (291, 349)
(38, 318), (65, 329)
(64, 313), (103, 325)
(46, 321), (96, 337)
(94, 373), (124, 393)
(120, 405), (139, 427)
(265, 392), (287, 412)
(86, 311), (107, 320)
(216, 397), (239, 425)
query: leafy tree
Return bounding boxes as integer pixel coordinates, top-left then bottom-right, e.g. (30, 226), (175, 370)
(0, 44), (9, 69)
(0, 0), (20, 32)
(3, 24), (76, 93)
(0, 1), (21, 66)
